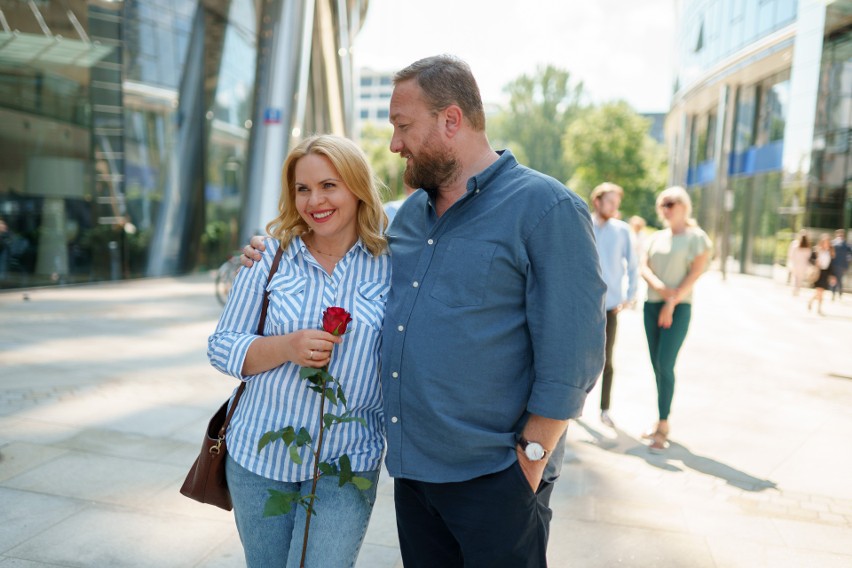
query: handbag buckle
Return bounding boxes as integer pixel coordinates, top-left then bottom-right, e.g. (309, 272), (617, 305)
(210, 436), (224, 455)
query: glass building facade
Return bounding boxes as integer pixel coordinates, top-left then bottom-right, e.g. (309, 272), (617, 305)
(0, 0), (366, 289)
(667, 0), (852, 277)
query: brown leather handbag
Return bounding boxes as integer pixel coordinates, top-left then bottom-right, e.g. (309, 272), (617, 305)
(179, 246), (283, 510)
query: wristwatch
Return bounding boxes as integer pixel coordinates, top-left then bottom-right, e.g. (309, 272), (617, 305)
(517, 436), (549, 461)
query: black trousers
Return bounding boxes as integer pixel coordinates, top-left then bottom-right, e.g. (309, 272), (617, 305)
(394, 461), (552, 568)
(600, 308), (619, 411)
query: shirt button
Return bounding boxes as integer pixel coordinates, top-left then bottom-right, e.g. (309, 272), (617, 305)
(391, 416), (398, 423)
(427, 239), (434, 245)
(397, 325), (404, 332)
(392, 371), (399, 378)
(412, 281), (419, 288)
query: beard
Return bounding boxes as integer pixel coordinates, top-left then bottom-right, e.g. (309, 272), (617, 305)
(403, 129), (459, 191)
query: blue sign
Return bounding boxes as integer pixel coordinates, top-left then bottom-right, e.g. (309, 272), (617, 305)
(264, 108), (282, 124)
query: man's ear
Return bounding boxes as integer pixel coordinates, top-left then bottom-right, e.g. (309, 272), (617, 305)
(442, 105), (463, 137)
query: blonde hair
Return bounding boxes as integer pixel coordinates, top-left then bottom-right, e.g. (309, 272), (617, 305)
(656, 185), (697, 227)
(266, 135), (388, 256)
(589, 182), (624, 212)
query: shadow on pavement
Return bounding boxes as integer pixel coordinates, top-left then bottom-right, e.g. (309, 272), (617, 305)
(574, 419), (777, 492)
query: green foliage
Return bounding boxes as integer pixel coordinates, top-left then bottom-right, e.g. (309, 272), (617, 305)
(359, 123), (404, 202)
(489, 65), (585, 182)
(562, 101), (666, 223)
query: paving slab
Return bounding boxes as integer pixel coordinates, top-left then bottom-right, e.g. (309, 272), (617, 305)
(1, 270), (851, 567)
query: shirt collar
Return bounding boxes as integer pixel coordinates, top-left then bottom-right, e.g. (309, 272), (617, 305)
(288, 234), (369, 260)
(466, 149), (517, 193)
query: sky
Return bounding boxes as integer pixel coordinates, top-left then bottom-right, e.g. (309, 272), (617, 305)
(352, 0), (677, 113)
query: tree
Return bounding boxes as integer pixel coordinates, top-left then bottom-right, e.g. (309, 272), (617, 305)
(358, 123), (404, 202)
(562, 101), (665, 223)
(489, 65), (584, 183)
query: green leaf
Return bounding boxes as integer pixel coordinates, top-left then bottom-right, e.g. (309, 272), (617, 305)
(281, 426), (296, 446)
(263, 489), (300, 517)
(289, 444), (302, 465)
(300, 367), (322, 380)
(295, 427), (312, 446)
(257, 426), (296, 452)
(317, 462), (336, 476)
(337, 386), (347, 407)
(305, 373), (325, 387)
(323, 413), (337, 429)
(324, 387), (338, 406)
(308, 385), (324, 394)
(331, 412), (367, 427)
(349, 476), (373, 491)
(257, 430), (276, 452)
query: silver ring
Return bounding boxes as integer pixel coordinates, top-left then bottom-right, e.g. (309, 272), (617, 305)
(308, 349), (314, 360)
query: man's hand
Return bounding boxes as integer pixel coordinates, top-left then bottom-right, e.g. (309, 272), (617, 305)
(240, 236), (266, 268)
(516, 448), (547, 493)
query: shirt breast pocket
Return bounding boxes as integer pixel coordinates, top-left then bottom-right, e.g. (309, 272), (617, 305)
(267, 273), (308, 331)
(430, 238), (497, 307)
(354, 280), (390, 331)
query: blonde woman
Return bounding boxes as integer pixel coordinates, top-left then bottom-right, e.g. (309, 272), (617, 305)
(208, 135), (391, 567)
(640, 186), (712, 453)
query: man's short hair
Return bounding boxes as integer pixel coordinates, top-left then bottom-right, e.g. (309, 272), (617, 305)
(590, 182), (624, 210)
(394, 54), (486, 131)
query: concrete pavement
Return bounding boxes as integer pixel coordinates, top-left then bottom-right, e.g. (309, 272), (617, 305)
(1, 269), (851, 567)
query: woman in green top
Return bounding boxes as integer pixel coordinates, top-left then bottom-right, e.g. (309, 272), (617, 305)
(640, 186), (712, 453)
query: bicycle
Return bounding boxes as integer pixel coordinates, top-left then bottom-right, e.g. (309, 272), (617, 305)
(215, 253), (242, 306)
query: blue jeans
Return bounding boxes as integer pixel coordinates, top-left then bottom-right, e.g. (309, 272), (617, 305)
(225, 453), (379, 568)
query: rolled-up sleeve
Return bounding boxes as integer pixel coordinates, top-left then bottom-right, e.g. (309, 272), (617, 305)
(524, 197), (606, 419)
(207, 249), (270, 380)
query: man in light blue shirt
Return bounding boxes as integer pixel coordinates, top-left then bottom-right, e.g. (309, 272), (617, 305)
(590, 182), (638, 428)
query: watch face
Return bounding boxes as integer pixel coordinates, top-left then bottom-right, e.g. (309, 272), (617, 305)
(525, 442), (545, 461)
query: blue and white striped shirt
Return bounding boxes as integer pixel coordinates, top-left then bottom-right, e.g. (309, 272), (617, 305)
(208, 236), (391, 482)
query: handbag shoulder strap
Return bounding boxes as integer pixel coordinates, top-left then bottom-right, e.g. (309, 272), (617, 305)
(219, 244), (285, 435)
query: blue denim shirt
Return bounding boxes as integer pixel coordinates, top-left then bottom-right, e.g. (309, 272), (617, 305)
(381, 150), (606, 483)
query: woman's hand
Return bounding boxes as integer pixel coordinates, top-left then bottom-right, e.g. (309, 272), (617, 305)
(242, 329), (342, 375)
(284, 329), (343, 368)
(658, 300), (676, 329)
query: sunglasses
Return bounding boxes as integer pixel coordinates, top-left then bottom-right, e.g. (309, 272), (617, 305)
(661, 201), (679, 209)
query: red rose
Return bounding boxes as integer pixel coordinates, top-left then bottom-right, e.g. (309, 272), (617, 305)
(322, 307), (352, 336)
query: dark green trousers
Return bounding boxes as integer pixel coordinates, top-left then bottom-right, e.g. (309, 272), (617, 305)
(643, 302), (692, 420)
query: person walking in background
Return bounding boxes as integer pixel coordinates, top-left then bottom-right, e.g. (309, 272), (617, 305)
(629, 215), (648, 307)
(787, 231), (813, 296)
(590, 183), (638, 428)
(830, 229), (850, 300)
(807, 233), (835, 315)
(209, 135), (391, 567)
(640, 186), (711, 453)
